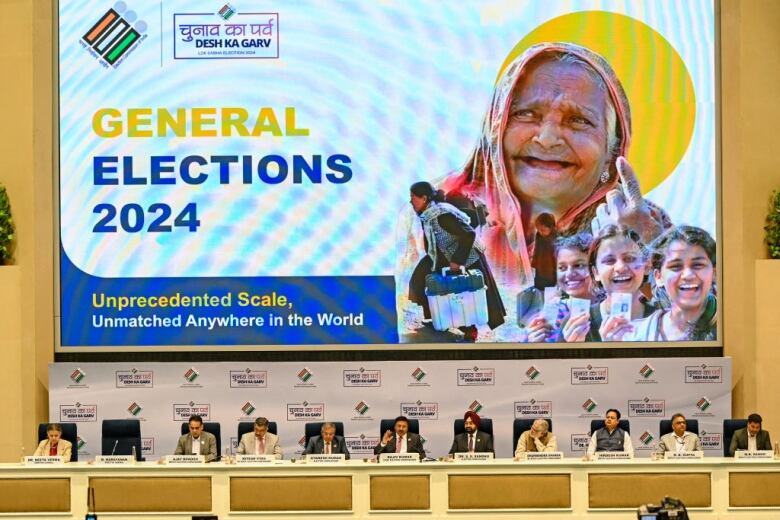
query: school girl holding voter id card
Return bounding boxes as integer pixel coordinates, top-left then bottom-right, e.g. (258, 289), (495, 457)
(625, 226), (717, 341)
(564, 224), (657, 342)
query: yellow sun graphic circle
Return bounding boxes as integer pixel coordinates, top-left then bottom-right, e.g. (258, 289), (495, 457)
(498, 11), (696, 194)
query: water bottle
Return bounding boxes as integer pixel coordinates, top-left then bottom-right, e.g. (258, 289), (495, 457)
(131, 445), (137, 461)
(774, 442), (779, 459)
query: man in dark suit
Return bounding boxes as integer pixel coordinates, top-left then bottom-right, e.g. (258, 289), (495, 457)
(374, 416), (426, 459)
(729, 413), (773, 456)
(449, 411), (494, 454)
(303, 422), (350, 459)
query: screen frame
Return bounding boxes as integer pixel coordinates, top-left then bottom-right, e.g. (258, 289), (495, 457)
(53, 0), (723, 353)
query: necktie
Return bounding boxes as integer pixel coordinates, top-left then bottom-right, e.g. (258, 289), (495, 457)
(395, 436), (403, 453)
(468, 434), (474, 452)
(325, 442), (330, 454)
(258, 437), (265, 455)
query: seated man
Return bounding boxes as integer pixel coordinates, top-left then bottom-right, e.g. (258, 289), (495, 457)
(729, 413), (772, 456)
(654, 413), (701, 454)
(374, 416), (426, 459)
(303, 422), (350, 459)
(34, 423), (72, 461)
(515, 418), (557, 456)
(449, 411), (494, 454)
(237, 417), (282, 458)
(175, 414), (217, 462)
(587, 408), (633, 456)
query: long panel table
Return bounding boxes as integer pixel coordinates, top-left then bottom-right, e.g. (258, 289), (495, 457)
(1, 458), (778, 519)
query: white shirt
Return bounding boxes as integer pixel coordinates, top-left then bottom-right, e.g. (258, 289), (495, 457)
(191, 436), (201, 454)
(748, 432), (757, 452)
(674, 433), (688, 453)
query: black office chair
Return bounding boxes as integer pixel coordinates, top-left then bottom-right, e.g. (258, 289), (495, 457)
(101, 419), (143, 460)
(304, 422), (344, 447)
(454, 418), (493, 436)
(659, 419), (699, 438)
(590, 419), (630, 435)
(379, 419), (420, 437)
(180, 422), (221, 457)
(723, 419), (748, 457)
(512, 418), (552, 452)
(37, 423), (79, 462)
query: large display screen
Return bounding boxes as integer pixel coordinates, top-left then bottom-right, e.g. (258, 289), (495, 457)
(58, 0), (717, 349)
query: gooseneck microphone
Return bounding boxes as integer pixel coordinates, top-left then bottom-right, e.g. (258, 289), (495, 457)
(110, 439), (119, 456)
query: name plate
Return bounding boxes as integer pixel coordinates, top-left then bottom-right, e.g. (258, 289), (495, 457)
(522, 451), (564, 461)
(735, 450), (774, 460)
(664, 451), (704, 460)
(236, 454), (276, 464)
(24, 456), (64, 465)
(454, 452), (494, 462)
(306, 454), (346, 464)
(593, 451), (633, 461)
(379, 453), (420, 464)
(163, 454), (205, 464)
(95, 455), (135, 465)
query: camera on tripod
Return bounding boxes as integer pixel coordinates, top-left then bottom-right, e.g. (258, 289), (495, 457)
(637, 496), (688, 519)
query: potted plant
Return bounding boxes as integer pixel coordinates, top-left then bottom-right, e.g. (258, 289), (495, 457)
(0, 184), (14, 264)
(766, 190), (780, 259)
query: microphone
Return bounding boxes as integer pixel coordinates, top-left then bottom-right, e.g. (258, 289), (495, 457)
(110, 440), (119, 456)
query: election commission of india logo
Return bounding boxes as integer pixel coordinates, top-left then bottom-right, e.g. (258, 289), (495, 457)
(468, 400), (483, 413)
(638, 431), (655, 450)
(184, 367), (199, 382)
(70, 368), (86, 384)
(217, 3), (236, 20)
(582, 397), (598, 414)
(68, 368), (88, 388)
(241, 401), (256, 415)
(635, 363), (658, 384)
(408, 367), (429, 387)
(181, 367), (202, 388)
(295, 367), (316, 388)
(127, 401), (142, 416)
(80, 2), (147, 68)
(522, 365), (543, 386)
(354, 400), (369, 416)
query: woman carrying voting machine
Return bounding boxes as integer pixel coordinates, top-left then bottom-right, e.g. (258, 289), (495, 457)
(407, 181), (505, 342)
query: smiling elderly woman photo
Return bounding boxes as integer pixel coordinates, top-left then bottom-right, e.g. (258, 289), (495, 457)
(440, 42), (672, 292)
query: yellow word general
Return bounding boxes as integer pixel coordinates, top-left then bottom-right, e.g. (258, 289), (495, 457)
(92, 107), (310, 138)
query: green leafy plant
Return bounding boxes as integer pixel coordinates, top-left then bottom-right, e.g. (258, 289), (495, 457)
(0, 184), (14, 264)
(766, 190), (780, 259)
